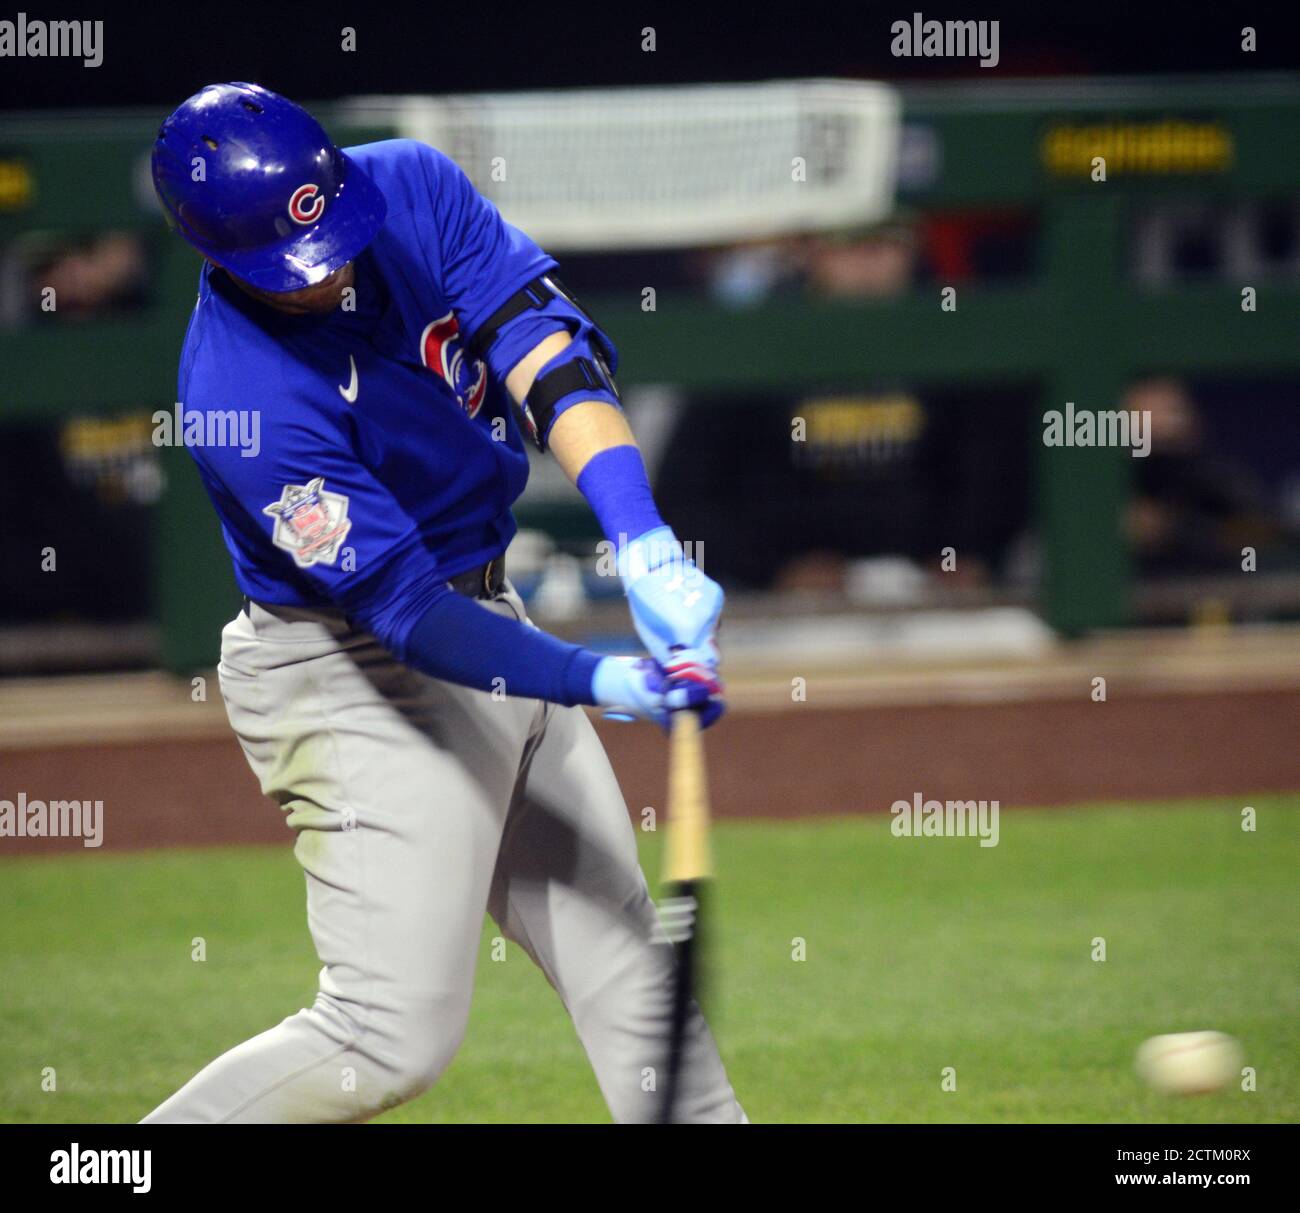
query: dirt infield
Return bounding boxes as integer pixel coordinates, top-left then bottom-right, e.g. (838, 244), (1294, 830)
(1, 681), (1295, 854)
(607, 686), (1299, 819)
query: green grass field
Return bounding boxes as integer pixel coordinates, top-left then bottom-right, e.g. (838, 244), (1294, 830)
(1, 797), (1296, 1123)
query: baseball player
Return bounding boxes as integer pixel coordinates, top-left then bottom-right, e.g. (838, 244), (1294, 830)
(141, 83), (744, 1124)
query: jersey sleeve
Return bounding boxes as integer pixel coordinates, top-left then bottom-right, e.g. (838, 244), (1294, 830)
(411, 142), (623, 447)
(413, 143), (567, 383)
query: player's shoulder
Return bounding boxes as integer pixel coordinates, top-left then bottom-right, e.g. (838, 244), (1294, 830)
(345, 138), (450, 187)
(345, 139), (466, 215)
(345, 137), (461, 174)
(345, 137), (439, 172)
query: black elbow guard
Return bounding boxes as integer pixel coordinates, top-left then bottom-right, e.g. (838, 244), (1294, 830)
(467, 274), (620, 450)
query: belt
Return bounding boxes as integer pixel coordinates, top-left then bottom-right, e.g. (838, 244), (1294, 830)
(447, 555), (507, 600)
(241, 556), (506, 617)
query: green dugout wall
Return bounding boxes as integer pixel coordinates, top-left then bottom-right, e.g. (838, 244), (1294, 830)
(1, 77), (1297, 670)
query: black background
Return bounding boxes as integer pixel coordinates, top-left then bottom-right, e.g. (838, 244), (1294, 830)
(0, 1), (1292, 114)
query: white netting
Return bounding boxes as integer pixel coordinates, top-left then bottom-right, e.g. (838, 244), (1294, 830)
(340, 80), (901, 251)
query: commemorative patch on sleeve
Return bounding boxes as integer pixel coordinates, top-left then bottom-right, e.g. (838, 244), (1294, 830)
(261, 477), (352, 567)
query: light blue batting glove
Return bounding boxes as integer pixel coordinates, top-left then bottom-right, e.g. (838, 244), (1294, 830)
(620, 526), (724, 668)
(591, 656), (725, 729)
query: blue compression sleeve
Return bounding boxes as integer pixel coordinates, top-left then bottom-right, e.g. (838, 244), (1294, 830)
(401, 585), (601, 706)
(574, 444), (666, 548)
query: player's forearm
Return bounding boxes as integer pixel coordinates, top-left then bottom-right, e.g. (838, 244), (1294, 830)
(399, 585), (601, 706)
(386, 584), (711, 720)
(557, 429), (723, 673)
(507, 330), (638, 481)
(505, 326), (724, 672)
(547, 399), (639, 482)
(509, 330), (667, 554)
(552, 403), (673, 562)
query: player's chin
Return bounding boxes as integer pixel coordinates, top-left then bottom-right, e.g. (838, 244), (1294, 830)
(241, 264), (355, 313)
(276, 281), (350, 313)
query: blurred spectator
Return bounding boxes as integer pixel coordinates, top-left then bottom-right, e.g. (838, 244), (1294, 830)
(0, 231), (148, 326)
(1125, 377), (1297, 573)
(803, 220), (917, 298)
(699, 219), (918, 308)
(703, 239), (803, 308)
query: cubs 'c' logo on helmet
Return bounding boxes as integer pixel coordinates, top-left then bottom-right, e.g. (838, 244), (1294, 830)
(287, 183), (325, 225)
(420, 312), (488, 418)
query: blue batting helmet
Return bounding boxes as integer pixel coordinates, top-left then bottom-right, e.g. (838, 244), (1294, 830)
(151, 82), (387, 293)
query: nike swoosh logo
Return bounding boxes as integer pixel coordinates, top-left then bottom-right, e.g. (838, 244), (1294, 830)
(338, 355), (359, 403)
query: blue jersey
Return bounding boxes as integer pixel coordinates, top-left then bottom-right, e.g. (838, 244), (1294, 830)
(178, 139), (569, 652)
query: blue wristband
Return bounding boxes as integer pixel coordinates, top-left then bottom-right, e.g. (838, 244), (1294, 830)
(575, 444), (666, 551)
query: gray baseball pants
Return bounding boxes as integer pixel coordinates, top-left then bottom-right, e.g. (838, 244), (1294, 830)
(141, 585), (743, 1123)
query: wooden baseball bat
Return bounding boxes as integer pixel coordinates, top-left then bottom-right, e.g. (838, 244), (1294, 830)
(658, 709), (712, 1123)
(665, 709), (712, 884)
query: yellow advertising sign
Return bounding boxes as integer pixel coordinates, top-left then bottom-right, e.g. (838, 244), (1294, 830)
(0, 157), (34, 209)
(1041, 120), (1233, 176)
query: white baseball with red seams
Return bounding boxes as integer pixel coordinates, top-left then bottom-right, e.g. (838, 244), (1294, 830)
(1135, 1031), (1244, 1096)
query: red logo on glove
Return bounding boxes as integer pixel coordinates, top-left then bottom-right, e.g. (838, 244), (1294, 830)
(662, 657), (722, 695)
